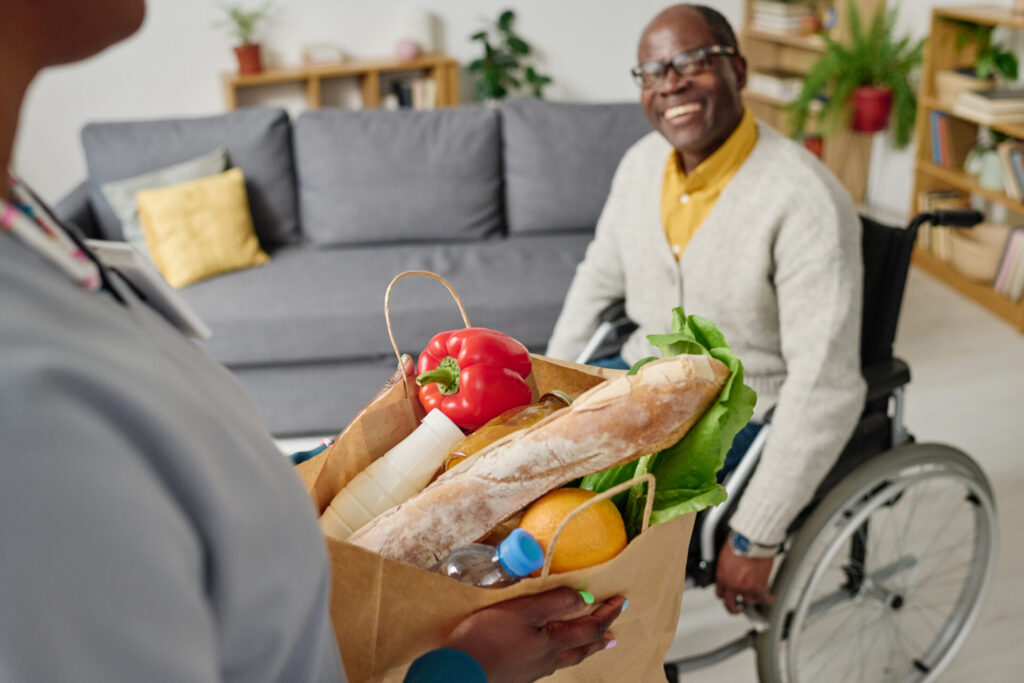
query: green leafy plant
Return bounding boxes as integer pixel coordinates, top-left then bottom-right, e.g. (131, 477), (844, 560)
(214, 1), (274, 46)
(467, 9), (553, 101)
(789, 1), (924, 149)
(953, 21), (1019, 81)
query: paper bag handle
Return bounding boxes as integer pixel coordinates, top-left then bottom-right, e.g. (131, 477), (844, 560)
(384, 270), (472, 369)
(540, 474), (656, 579)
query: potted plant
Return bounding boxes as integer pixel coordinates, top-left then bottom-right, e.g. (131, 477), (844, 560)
(214, 1), (274, 75)
(790, 1), (923, 148)
(936, 22), (1019, 107)
(467, 9), (553, 102)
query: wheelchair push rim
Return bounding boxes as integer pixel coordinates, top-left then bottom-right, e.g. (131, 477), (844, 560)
(758, 444), (997, 683)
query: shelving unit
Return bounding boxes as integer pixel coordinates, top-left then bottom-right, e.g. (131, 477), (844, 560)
(739, 0), (884, 203)
(911, 6), (1024, 332)
(222, 53), (460, 111)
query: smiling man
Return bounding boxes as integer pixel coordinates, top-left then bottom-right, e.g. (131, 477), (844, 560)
(547, 5), (866, 614)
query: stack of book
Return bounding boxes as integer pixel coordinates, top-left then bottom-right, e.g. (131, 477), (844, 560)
(750, 1), (815, 35)
(916, 190), (971, 260)
(954, 88), (1024, 126)
(994, 227), (1024, 301)
(747, 68), (805, 103)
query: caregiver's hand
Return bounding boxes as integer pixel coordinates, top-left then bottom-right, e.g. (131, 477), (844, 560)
(442, 587), (626, 683)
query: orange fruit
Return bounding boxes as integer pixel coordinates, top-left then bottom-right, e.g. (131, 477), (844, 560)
(518, 488), (628, 574)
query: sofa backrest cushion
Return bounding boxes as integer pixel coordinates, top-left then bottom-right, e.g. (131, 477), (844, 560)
(294, 107), (503, 246)
(501, 99), (650, 234)
(81, 108), (298, 247)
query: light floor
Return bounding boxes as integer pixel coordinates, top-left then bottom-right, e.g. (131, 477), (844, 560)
(665, 267), (1024, 682)
(277, 267), (1024, 682)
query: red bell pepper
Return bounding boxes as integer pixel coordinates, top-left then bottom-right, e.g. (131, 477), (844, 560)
(415, 327), (533, 431)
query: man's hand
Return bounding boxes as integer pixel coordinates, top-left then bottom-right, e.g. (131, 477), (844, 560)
(442, 587), (626, 683)
(715, 542), (775, 614)
(372, 353), (416, 402)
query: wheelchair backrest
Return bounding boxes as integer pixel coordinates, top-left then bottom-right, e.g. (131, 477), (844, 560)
(860, 215), (915, 367)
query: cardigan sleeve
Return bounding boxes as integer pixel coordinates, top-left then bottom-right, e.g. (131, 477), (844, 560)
(728, 199), (867, 545)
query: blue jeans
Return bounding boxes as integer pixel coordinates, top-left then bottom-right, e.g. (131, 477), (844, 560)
(719, 421), (763, 482)
(589, 353), (631, 370)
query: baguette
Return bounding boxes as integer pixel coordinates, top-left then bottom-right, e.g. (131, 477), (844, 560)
(348, 354), (730, 568)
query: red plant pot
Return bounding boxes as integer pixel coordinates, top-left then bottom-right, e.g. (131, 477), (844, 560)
(850, 86), (893, 133)
(234, 44), (263, 75)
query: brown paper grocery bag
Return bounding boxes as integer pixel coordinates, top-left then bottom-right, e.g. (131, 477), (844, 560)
(297, 271), (695, 682)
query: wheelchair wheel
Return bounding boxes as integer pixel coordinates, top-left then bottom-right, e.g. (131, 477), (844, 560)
(755, 443), (997, 683)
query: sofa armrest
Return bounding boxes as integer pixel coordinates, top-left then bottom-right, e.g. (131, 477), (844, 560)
(54, 180), (103, 239)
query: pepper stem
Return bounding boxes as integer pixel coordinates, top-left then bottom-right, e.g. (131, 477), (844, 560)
(415, 356), (461, 395)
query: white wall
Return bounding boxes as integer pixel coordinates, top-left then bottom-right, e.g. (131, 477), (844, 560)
(13, 0), (1017, 215)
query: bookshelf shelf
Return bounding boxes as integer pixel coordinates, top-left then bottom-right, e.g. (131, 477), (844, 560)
(911, 7), (1024, 332)
(222, 53), (460, 111)
(740, 0), (885, 203)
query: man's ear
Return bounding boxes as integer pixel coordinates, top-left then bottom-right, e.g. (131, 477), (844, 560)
(732, 55), (748, 91)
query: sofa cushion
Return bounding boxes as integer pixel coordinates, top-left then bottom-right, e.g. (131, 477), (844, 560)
(501, 99), (650, 234)
(294, 107), (504, 247)
(81, 108), (298, 247)
(179, 233), (593, 366)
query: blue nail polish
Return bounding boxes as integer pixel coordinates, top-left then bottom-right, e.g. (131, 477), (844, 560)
(622, 598), (630, 612)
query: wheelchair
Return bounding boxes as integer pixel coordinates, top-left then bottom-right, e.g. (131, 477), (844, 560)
(574, 210), (999, 683)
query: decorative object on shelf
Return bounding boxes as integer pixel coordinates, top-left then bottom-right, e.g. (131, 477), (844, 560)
(214, 1), (275, 75)
(963, 129), (1006, 193)
(936, 68), (995, 109)
(789, 0), (923, 147)
(395, 6), (436, 62)
(802, 133), (824, 159)
(954, 21), (1019, 82)
(467, 9), (553, 101)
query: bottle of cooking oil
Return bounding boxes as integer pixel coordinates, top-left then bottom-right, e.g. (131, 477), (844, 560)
(320, 409), (464, 541)
(441, 391), (572, 473)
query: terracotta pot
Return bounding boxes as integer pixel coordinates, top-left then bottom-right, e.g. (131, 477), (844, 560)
(234, 44), (262, 75)
(803, 135), (824, 159)
(850, 86), (893, 133)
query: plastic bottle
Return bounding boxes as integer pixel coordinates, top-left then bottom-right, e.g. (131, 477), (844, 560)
(441, 391), (573, 473)
(320, 409), (464, 541)
(434, 528), (545, 587)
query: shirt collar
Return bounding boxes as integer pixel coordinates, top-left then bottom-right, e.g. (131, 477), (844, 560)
(670, 106), (758, 190)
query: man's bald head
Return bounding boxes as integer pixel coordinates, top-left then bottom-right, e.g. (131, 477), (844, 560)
(640, 4), (738, 59)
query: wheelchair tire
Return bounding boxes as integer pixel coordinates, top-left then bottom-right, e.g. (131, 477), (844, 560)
(754, 443), (997, 683)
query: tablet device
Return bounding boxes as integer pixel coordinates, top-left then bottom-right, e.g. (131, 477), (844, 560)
(86, 239), (213, 340)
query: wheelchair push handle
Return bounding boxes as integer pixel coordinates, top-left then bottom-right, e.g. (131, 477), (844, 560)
(907, 209), (984, 235)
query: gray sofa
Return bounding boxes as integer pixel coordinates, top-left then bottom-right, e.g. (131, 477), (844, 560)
(56, 100), (650, 435)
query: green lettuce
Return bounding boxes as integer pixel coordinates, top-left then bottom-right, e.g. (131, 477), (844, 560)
(580, 308), (756, 538)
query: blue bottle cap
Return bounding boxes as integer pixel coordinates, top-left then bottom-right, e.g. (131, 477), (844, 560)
(497, 529), (545, 577)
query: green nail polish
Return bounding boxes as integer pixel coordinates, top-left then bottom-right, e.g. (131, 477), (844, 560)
(578, 590), (595, 605)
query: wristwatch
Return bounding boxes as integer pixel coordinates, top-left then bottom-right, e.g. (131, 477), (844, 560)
(728, 530), (780, 559)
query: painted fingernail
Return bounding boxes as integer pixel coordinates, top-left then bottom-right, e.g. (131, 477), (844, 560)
(578, 590), (595, 605)
(621, 599), (630, 612)
(605, 638), (618, 650)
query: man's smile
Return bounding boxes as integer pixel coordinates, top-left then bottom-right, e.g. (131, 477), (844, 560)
(663, 102), (702, 123)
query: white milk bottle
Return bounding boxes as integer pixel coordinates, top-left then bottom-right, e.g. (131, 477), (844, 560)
(320, 409), (464, 540)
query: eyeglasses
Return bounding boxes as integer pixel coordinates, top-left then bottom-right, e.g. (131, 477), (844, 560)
(631, 45), (738, 89)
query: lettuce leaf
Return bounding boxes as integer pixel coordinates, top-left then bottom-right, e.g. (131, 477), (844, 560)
(580, 308), (756, 538)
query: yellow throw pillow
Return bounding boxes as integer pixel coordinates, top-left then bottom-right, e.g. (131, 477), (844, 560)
(136, 168), (269, 288)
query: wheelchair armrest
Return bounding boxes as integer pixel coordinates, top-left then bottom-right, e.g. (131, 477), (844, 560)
(598, 298), (629, 324)
(862, 357), (911, 403)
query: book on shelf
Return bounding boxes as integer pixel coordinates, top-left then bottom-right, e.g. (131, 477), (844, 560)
(928, 111), (953, 167)
(752, 1), (815, 17)
(388, 76), (437, 110)
(1007, 234), (1024, 301)
(953, 91), (1024, 125)
(957, 88), (1024, 115)
(747, 68), (804, 102)
(993, 227), (1023, 295)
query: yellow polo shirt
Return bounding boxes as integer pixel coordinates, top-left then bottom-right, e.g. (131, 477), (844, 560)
(661, 106), (758, 259)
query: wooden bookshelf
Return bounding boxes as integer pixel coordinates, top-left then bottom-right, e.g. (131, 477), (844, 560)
(222, 53), (460, 110)
(739, 0), (885, 203)
(910, 6), (1024, 332)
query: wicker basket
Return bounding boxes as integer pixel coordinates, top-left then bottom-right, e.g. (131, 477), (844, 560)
(948, 223), (1013, 282)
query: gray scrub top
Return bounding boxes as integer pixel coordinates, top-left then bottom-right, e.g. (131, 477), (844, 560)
(0, 229), (345, 682)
